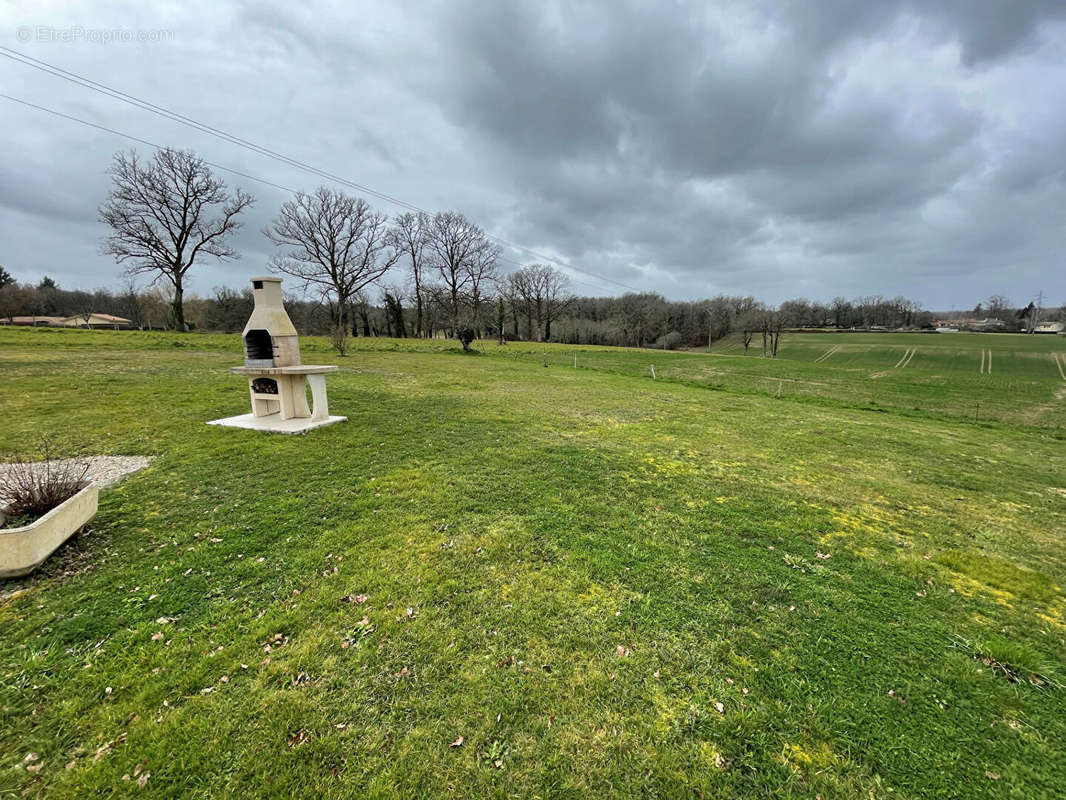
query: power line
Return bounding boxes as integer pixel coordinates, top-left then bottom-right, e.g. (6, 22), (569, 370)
(0, 94), (299, 195)
(0, 46), (642, 294)
(1, 91), (615, 297)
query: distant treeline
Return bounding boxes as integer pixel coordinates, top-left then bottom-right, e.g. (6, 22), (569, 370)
(2, 271), (1034, 348)
(2, 273), (1061, 352)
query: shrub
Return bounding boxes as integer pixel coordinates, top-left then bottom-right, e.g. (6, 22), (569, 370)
(1, 445), (90, 521)
(655, 330), (684, 350)
(328, 324), (349, 356)
(456, 328), (476, 351)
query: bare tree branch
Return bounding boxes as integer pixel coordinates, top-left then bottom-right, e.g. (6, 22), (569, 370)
(264, 187), (399, 354)
(423, 211), (499, 349)
(388, 211), (430, 337)
(99, 148), (253, 330)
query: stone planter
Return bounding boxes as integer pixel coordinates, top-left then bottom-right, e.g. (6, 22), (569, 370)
(0, 482), (99, 578)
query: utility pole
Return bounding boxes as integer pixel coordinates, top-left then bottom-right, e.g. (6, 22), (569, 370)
(1028, 290), (1044, 333)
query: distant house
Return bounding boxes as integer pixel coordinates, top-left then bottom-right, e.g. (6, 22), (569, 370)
(60, 313), (132, 329)
(0, 315), (66, 326)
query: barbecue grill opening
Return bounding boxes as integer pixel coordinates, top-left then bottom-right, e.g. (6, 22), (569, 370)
(251, 378), (278, 395)
(244, 329), (273, 362)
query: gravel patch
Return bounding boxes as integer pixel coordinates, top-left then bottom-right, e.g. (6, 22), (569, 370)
(0, 456), (153, 497)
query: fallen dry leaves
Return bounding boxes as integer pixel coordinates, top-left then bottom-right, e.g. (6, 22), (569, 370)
(92, 732), (127, 763)
(288, 730), (310, 748)
(262, 633), (289, 653)
(121, 764), (150, 788)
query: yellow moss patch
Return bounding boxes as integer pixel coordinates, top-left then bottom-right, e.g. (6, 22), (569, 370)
(638, 456), (701, 478)
(780, 740), (843, 772)
(933, 549), (1060, 605)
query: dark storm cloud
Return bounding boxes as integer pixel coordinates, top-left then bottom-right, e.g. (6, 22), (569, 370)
(1, 0), (1064, 307)
(405, 0), (1066, 302)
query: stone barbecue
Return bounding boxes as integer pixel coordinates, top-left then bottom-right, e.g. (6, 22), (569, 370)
(207, 277), (346, 433)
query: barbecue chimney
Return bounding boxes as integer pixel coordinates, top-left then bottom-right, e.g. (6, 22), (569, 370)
(242, 277), (301, 368)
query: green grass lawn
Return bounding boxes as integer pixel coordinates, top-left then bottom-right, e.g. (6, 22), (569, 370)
(1, 328), (1065, 798)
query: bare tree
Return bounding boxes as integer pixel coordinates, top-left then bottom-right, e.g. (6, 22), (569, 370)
(76, 293), (96, 329)
(764, 310), (784, 357)
(204, 284), (252, 332)
(141, 287), (173, 330)
(986, 295), (1011, 319)
(506, 264), (572, 341)
(830, 296), (852, 328)
(0, 281), (29, 323)
(738, 319), (757, 354)
(118, 278), (144, 329)
(507, 268), (538, 340)
(705, 295), (734, 348)
(467, 244), (500, 335)
(538, 266), (571, 341)
(100, 148), (253, 331)
(495, 295), (507, 344)
(265, 187), (399, 354)
(351, 290), (374, 338)
(424, 211), (500, 350)
(389, 212), (430, 337)
(613, 292), (667, 348)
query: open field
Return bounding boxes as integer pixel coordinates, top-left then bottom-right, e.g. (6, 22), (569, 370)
(573, 331), (1066, 429)
(4, 327), (1064, 429)
(1, 327), (1065, 798)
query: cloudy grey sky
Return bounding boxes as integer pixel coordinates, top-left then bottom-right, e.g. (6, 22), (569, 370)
(1, 0), (1064, 309)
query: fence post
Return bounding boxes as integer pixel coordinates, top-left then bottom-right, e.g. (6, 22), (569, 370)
(650, 365), (656, 380)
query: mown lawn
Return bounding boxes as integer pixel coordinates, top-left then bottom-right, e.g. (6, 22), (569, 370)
(1, 328), (1065, 798)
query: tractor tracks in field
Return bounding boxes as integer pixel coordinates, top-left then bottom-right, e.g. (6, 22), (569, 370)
(979, 349), (993, 375)
(815, 345), (841, 363)
(1053, 352), (1066, 381)
(894, 348), (916, 369)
